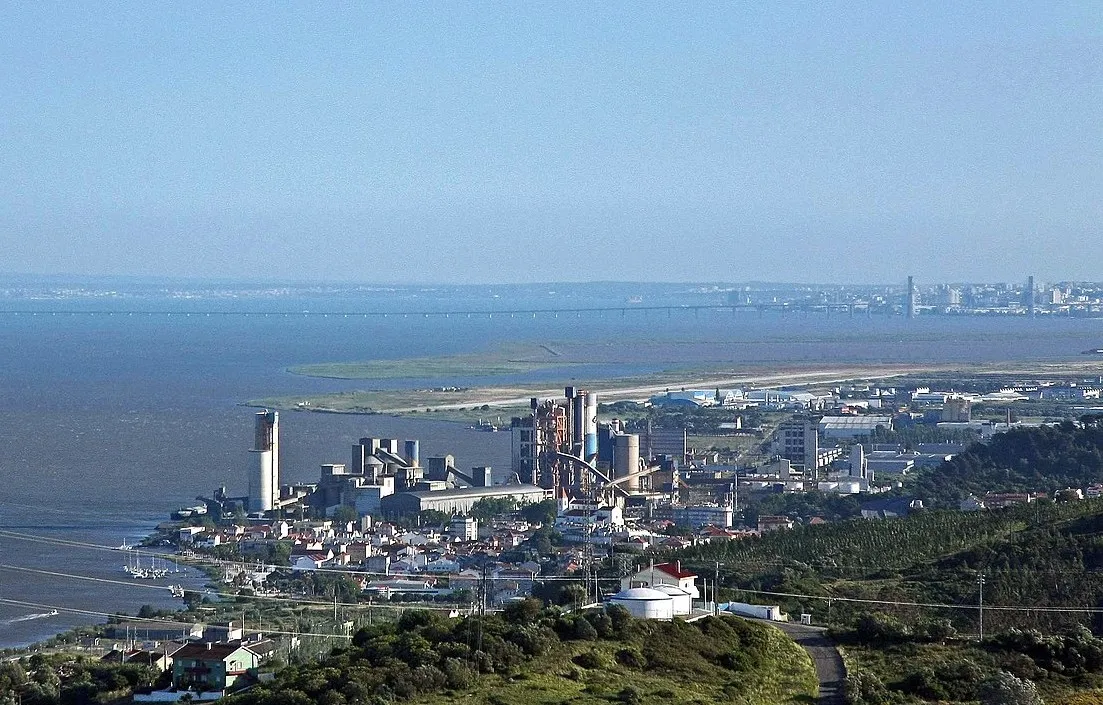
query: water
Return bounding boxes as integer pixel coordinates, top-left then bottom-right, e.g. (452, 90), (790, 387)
(1, 283), (1101, 647)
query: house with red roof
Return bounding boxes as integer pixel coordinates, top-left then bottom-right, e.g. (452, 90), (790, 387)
(620, 561), (700, 598)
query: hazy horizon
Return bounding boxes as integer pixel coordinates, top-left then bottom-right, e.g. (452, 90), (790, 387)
(0, 271), (1079, 290)
(3, 3), (1100, 284)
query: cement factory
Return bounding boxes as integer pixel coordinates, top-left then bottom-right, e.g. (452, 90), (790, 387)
(510, 386), (669, 498)
(236, 386), (701, 528)
(239, 409), (546, 520)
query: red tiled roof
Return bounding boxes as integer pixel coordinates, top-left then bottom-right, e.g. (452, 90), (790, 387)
(652, 561), (696, 579)
(174, 642), (250, 661)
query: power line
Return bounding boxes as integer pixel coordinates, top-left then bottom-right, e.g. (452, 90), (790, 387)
(0, 597), (353, 640)
(731, 586), (1103, 615)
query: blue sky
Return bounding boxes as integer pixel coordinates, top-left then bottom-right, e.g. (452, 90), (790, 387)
(1, 2), (1100, 283)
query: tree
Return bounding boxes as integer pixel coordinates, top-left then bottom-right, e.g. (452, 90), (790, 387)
(977, 671), (1043, 705)
(469, 497), (517, 521)
(268, 540), (293, 565)
(182, 590), (204, 610)
(331, 504), (359, 525)
(418, 510), (451, 527)
(519, 499), (558, 525)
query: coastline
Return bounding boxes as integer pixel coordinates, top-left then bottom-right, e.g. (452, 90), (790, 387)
(248, 360), (1103, 421)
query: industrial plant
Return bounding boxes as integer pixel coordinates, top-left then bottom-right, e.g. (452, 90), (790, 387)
(238, 410), (545, 521)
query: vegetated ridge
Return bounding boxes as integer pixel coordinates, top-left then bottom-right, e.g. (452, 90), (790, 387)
(222, 602), (816, 705)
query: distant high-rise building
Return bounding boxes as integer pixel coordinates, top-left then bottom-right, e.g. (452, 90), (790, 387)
(906, 276), (916, 319)
(1025, 275), (1036, 317)
(771, 419), (820, 476)
(248, 410), (279, 512)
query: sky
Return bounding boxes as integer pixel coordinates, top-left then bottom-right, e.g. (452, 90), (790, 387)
(1, 2), (1100, 284)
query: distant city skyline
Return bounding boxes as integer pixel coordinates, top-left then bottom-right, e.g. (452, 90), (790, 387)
(2, 3), (1100, 284)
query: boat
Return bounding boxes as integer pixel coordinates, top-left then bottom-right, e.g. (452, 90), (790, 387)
(1082, 349), (1103, 355)
(469, 419), (499, 432)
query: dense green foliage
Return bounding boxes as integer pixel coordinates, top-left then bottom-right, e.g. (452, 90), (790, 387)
(745, 490), (864, 523)
(222, 603), (815, 705)
(0, 653), (162, 705)
(518, 498), (559, 525)
(468, 497), (518, 521)
(841, 626), (1102, 705)
(868, 424), (982, 448)
(911, 423), (1103, 506)
(678, 499), (1103, 634)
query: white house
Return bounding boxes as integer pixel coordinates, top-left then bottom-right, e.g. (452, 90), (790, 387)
(620, 561), (700, 599)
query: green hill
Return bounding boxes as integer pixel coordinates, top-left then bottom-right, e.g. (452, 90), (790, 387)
(223, 603), (816, 705)
(911, 421), (1103, 507)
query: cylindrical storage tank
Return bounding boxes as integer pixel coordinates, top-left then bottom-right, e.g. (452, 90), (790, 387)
(584, 393), (598, 459)
(608, 587), (674, 619)
(572, 391), (586, 449)
(654, 584), (693, 616)
(404, 440), (420, 467)
(249, 449), (273, 512)
(365, 455), (385, 481)
(614, 434), (641, 491)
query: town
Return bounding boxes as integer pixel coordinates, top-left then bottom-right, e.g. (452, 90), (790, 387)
(52, 367), (1089, 700)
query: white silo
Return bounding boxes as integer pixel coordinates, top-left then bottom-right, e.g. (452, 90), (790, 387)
(608, 587), (674, 620)
(653, 584), (693, 616)
(248, 410), (279, 512)
(614, 434), (641, 492)
(248, 449), (274, 512)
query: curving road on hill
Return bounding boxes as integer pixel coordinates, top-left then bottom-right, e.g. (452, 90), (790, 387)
(771, 622), (846, 705)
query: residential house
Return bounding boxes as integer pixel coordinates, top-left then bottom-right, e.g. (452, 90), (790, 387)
(172, 642), (260, 693)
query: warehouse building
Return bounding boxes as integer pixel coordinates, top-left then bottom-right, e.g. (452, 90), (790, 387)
(380, 484), (547, 516)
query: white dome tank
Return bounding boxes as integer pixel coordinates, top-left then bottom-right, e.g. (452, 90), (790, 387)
(653, 584), (693, 616)
(608, 587), (674, 620)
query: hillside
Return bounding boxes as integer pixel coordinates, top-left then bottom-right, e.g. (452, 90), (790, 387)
(223, 603), (816, 705)
(676, 496), (1103, 703)
(910, 421), (1103, 507)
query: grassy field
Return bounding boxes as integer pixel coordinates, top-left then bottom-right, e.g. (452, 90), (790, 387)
(290, 347), (587, 380)
(413, 621), (816, 705)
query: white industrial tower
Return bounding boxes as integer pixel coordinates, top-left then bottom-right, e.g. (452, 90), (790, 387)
(248, 410), (279, 512)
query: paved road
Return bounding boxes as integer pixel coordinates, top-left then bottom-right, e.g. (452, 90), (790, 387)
(771, 622), (846, 705)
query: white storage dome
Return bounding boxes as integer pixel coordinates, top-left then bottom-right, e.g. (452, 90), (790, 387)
(653, 584), (694, 616)
(608, 587), (674, 620)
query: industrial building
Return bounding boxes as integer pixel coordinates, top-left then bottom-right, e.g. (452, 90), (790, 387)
(312, 437), (502, 516)
(818, 415), (893, 439)
(379, 484), (547, 516)
(671, 503), (734, 530)
(771, 418), (839, 473)
(247, 410), (279, 512)
(510, 387), (598, 489)
(620, 561), (700, 598)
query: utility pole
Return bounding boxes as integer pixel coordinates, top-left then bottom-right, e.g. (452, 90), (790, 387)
(977, 573), (986, 640)
(714, 561), (720, 615)
(477, 562), (487, 655)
